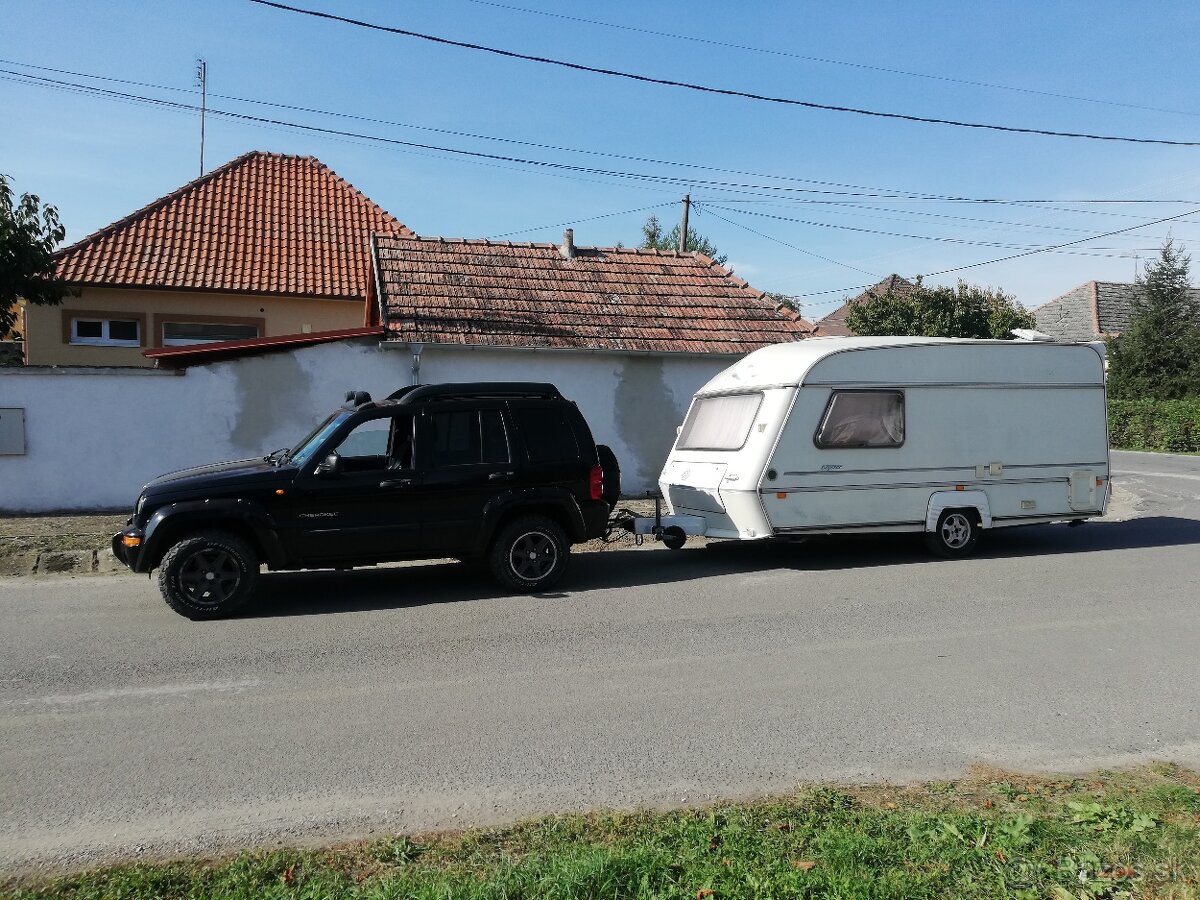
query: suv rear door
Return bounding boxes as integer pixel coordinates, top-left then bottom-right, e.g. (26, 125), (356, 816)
(417, 400), (517, 553)
(508, 400), (591, 495)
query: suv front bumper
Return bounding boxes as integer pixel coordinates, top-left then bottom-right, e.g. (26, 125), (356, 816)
(111, 526), (146, 571)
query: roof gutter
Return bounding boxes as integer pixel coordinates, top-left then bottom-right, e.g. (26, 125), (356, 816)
(378, 340), (747, 360)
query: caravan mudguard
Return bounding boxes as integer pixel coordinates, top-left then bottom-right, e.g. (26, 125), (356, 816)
(925, 490), (992, 532)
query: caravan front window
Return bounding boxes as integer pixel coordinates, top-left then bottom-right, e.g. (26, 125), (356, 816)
(814, 390), (905, 448)
(677, 393), (763, 451)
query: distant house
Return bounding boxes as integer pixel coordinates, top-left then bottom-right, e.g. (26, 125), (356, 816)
(1034, 280), (1200, 342)
(25, 151), (410, 367)
(812, 274), (914, 336)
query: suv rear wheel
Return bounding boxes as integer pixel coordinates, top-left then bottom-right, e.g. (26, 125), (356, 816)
(158, 530), (259, 619)
(490, 515), (569, 592)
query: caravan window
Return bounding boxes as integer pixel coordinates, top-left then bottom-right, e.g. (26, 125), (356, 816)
(814, 390), (905, 448)
(677, 393), (762, 451)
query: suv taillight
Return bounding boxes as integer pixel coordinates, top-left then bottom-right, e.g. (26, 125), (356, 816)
(589, 464), (604, 501)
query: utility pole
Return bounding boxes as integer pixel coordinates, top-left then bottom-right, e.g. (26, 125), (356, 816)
(196, 58), (207, 177)
(678, 194), (690, 253)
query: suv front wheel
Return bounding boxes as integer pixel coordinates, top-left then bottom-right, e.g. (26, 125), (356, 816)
(490, 516), (569, 592)
(158, 530), (259, 619)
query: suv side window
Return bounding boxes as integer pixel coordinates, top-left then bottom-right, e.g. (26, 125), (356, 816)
(428, 409), (511, 468)
(334, 413), (414, 472)
(514, 407), (580, 463)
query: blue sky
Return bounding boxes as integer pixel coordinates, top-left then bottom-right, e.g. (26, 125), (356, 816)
(4, 0), (1200, 320)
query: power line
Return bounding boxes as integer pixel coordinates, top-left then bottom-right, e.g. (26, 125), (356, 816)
(460, 0), (1200, 120)
(922, 206), (1200, 278)
(701, 203), (1189, 251)
(696, 206), (880, 279)
(489, 203), (673, 239)
(6, 58), (1200, 206)
(250, 0), (1200, 148)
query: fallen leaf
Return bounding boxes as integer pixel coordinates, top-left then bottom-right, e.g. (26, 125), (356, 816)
(723, 858), (732, 867)
(883, 801), (897, 809)
(982, 799), (994, 809)
(696, 889), (717, 899)
(994, 849), (1006, 863)
(1089, 782), (1105, 791)
(792, 860), (817, 871)
(280, 864), (296, 885)
(708, 835), (722, 850)
(775, 821), (792, 832)
(1113, 866), (1137, 878)
(1016, 794), (1029, 802)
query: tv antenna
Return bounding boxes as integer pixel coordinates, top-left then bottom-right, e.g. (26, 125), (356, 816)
(196, 58), (207, 176)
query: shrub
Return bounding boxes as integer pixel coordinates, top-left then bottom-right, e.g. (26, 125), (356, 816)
(1108, 398), (1200, 453)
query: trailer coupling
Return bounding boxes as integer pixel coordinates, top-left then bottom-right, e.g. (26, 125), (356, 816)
(607, 493), (708, 550)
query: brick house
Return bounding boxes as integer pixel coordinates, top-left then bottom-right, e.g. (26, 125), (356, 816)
(24, 151), (410, 367)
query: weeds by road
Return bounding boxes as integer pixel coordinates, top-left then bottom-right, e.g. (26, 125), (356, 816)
(7, 764), (1199, 899)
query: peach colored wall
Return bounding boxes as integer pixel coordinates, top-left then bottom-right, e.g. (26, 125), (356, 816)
(24, 287), (366, 367)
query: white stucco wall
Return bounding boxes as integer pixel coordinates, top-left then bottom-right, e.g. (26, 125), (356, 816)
(0, 340), (739, 511)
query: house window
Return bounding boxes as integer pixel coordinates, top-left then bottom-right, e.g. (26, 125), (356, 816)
(161, 322), (260, 346)
(814, 390), (905, 448)
(70, 318), (141, 347)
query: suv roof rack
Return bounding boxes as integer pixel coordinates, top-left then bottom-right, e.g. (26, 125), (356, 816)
(388, 382), (562, 404)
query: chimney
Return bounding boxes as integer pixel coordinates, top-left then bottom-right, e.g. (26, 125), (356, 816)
(560, 228), (575, 259)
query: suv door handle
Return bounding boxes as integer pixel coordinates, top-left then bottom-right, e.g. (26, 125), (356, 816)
(379, 478), (413, 489)
(488, 471), (515, 481)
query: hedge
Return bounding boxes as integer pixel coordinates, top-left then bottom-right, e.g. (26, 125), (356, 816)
(1108, 398), (1200, 453)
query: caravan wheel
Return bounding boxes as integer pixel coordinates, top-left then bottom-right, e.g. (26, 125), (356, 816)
(925, 509), (979, 559)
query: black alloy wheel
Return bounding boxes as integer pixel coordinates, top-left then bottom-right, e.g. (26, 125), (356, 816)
(490, 516), (569, 592)
(158, 530), (259, 619)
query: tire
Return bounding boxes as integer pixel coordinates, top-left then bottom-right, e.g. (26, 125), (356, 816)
(157, 530), (259, 619)
(489, 516), (569, 592)
(924, 509), (980, 559)
(595, 444), (622, 510)
(661, 525), (687, 550)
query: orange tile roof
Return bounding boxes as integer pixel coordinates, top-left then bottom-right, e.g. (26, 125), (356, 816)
(374, 235), (812, 354)
(55, 151), (412, 300)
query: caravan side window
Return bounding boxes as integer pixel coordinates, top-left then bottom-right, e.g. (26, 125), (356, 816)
(677, 393), (762, 451)
(814, 390), (905, 449)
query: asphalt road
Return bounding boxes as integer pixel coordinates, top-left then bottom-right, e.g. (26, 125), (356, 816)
(2, 450), (1198, 873)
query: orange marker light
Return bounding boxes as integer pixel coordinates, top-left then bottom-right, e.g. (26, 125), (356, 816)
(776, 492), (787, 499)
(955, 485), (965, 491)
(275, 489), (286, 495)
(121, 535), (142, 547)
(1095, 478), (1104, 486)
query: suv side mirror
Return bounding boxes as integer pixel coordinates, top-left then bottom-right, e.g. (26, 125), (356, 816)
(315, 451), (342, 476)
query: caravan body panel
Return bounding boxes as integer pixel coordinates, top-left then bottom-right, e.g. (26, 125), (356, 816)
(660, 337), (1109, 540)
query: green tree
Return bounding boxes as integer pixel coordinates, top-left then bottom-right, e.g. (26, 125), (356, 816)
(1, 174), (70, 339)
(640, 214), (727, 266)
(844, 278), (1034, 339)
(1106, 240), (1200, 400)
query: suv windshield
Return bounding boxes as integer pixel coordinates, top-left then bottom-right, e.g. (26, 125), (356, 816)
(288, 411), (352, 466)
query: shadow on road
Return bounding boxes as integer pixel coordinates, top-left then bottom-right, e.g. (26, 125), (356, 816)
(243, 515), (1200, 619)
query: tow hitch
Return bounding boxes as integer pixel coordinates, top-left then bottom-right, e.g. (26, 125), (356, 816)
(607, 492), (707, 550)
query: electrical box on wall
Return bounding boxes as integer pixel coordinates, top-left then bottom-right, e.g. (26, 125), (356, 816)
(0, 408), (26, 455)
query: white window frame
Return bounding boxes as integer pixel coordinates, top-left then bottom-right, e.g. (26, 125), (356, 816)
(69, 318), (141, 347)
(160, 321), (260, 347)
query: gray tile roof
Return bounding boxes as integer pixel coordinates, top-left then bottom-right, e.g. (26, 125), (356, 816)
(1034, 281), (1200, 340)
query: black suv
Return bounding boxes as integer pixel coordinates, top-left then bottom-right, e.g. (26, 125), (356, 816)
(113, 383), (620, 619)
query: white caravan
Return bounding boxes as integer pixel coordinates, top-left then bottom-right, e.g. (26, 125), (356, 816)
(656, 336), (1109, 556)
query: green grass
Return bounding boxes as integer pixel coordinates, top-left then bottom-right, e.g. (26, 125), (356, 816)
(6, 765), (1200, 900)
